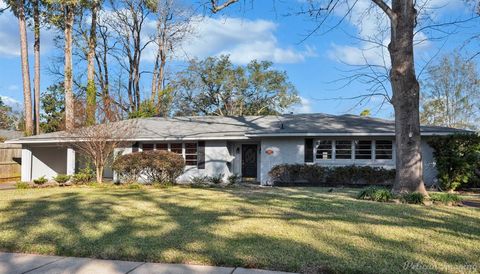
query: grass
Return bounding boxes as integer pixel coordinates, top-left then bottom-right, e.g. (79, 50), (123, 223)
(0, 186), (478, 273)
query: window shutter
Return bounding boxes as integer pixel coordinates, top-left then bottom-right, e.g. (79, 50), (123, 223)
(132, 142), (139, 152)
(305, 138), (314, 163)
(198, 141), (205, 169)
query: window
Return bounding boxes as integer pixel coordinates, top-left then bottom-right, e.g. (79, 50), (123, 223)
(316, 140), (332, 160)
(355, 140), (372, 159)
(142, 143), (154, 151)
(376, 140), (393, 159)
(170, 143), (182, 154)
(157, 143), (168, 151)
(335, 141), (352, 159)
(184, 143), (198, 166)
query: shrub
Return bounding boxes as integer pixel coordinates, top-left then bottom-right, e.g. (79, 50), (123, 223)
(401, 192), (425, 204)
(429, 193), (463, 205)
(54, 174), (71, 184)
(326, 166), (396, 185)
(33, 176), (48, 185)
(15, 181), (30, 189)
(227, 174), (241, 185)
(112, 150), (185, 184)
(72, 167), (95, 184)
(268, 164), (394, 186)
(357, 186), (393, 202)
(191, 175), (210, 185)
(112, 152), (144, 183)
(209, 173), (224, 184)
(427, 134), (480, 191)
(269, 164), (327, 185)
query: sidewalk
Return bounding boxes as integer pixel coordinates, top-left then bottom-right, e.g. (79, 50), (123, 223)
(0, 252), (295, 274)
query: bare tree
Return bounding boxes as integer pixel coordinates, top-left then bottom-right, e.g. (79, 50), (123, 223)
(108, 0), (152, 113)
(68, 120), (135, 183)
(150, 0), (193, 110)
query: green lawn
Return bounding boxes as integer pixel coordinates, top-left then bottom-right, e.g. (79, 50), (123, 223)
(0, 186), (478, 273)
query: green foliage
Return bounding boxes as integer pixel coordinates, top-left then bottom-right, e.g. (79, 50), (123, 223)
(33, 176), (48, 185)
(15, 181), (30, 189)
(127, 183), (143, 189)
(40, 83), (65, 133)
(427, 134), (480, 190)
(113, 151), (185, 184)
(85, 80), (96, 126)
(359, 109), (371, 117)
(227, 174), (241, 185)
(429, 193), (463, 205)
(269, 164), (395, 186)
(128, 100), (158, 119)
(173, 55), (300, 116)
(357, 186), (393, 202)
(209, 173), (224, 184)
(54, 174), (70, 184)
(401, 192), (425, 204)
(72, 167), (95, 184)
(327, 166), (396, 185)
(0, 96), (19, 130)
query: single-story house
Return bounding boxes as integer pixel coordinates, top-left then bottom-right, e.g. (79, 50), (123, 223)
(6, 113), (468, 185)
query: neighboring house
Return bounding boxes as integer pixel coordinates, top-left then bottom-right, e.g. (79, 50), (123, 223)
(0, 129), (23, 141)
(6, 113), (468, 185)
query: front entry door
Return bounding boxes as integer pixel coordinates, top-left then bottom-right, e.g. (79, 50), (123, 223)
(242, 144), (257, 178)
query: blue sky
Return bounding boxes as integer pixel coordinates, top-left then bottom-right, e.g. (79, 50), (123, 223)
(0, 0), (478, 119)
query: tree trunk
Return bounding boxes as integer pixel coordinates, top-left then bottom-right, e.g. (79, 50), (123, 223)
(33, 0), (40, 135)
(64, 5), (75, 131)
(86, 0), (98, 126)
(96, 165), (103, 183)
(17, 0), (33, 136)
(151, 52), (159, 102)
(389, 0), (428, 195)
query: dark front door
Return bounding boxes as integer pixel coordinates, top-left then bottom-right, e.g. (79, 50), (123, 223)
(242, 144), (257, 178)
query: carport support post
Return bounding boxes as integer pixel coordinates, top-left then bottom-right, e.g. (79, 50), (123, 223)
(21, 148), (32, 182)
(67, 148), (75, 175)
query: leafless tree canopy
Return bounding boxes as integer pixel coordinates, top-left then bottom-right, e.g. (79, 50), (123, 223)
(66, 120), (136, 183)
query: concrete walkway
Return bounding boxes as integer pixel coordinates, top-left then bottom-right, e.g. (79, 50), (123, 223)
(0, 252), (295, 274)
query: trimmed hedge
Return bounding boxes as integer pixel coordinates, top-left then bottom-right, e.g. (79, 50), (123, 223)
(113, 150), (185, 184)
(269, 164), (395, 186)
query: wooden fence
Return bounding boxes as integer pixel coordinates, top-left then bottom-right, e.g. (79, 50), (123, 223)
(0, 143), (21, 182)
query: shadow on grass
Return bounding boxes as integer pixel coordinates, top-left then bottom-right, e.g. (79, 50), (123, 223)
(0, 187), (479, 273)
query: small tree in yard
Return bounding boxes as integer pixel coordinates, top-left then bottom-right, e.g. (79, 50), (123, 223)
(67, 120), (135, 183)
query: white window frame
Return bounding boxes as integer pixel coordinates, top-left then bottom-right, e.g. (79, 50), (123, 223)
(139, 142), (199, 167)
(314, 139), (395, 166)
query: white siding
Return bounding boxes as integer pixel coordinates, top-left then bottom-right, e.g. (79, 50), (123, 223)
(177, 140), (231, 182)
(31, 147), (67, 180)
(421, 140), (437, 186)
(260, 137), (305, 185)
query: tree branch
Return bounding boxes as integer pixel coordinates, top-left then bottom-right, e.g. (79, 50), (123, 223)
(371, 0), (394, 20)
(210, 0), (239, 13)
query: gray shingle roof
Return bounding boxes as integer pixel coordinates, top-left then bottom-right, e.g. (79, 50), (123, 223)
(7, 113), (471, 144)
(0, 129), (23, 140)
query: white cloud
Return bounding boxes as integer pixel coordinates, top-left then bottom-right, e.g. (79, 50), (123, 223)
(177, 16), (316, 64)
(288, 96), (313, 113)
(7, 84), (19, 91)
(327, 0), (464, 67)
(0, 1), (57, 57)
(0, 96), (22, 110)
